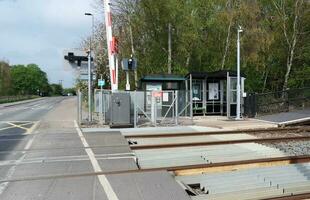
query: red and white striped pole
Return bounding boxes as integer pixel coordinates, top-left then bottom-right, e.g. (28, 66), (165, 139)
(104, 0), (118, 91)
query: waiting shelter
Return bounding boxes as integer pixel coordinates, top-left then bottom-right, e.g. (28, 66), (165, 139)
(186, 70), (246, 117)
(139, 70), (246, 118)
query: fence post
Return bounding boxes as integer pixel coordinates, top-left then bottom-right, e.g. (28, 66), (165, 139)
(175, 90), (178, 125)
(190, 74), (193, 121)
(78, 90), (82, 124)
(99, 90), (103, 125)
(134, 91), (137, 128)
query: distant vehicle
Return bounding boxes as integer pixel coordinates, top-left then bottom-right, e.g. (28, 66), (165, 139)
(67, 93), (73, 96)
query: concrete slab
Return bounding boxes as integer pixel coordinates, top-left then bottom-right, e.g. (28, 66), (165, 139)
(98, 158), (138, 172)
(84, 131), (129, 147)
(30, 138), (83, 150)
(10, 160), (93, 179)
(107, 171), (191, 200)
(24, 148), (87, 159)
(91, 146), (133, 155)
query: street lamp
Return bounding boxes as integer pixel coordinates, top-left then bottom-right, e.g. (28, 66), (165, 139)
(85, 12), (94, 122)
(236, 25), (243, 120)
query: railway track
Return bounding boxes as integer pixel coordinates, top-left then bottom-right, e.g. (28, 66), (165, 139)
(0, 155), (309, 184)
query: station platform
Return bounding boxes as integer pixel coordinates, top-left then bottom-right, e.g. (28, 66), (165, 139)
(193, 116), (277, 130)
(258, 108), (310, 126)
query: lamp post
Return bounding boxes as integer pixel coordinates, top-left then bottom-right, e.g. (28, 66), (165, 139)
(236, 26), (243, 120)
(85, 12), (94, 122)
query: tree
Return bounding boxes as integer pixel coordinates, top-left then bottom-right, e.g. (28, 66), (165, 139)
(10, 64), (50, 95)
(272, 0), (306, 91)
(0, 61), (12, 96)
(49, 84), (63, 96)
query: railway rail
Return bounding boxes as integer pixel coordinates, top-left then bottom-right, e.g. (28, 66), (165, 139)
(124, 127), (305, 138)
(129, 135), (310, 150)
(0, 154), (309, 184)
(262, 193), (310, 200)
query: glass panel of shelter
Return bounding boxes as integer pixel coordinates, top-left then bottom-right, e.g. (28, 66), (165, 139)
(227, 76), (238, 117)
(192, 80), (204, 115)
(206, 79), (223, 115)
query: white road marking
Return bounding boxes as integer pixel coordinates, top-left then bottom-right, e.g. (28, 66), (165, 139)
(74, 120), (119, 200)
(0, 121), (39, 133)
(0, 121), (38, 196)
(26, 121), (40, 135)
(0, 126), (16, 131)
(24, 137), (35, 151)
(5, 122), (28, 131)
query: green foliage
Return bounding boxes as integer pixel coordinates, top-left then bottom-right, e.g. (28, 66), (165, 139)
(63, 88), (76, 96)
(10, 64), (50, 95)
(0, 61), (12, 96)
(49, 84), (63, 96)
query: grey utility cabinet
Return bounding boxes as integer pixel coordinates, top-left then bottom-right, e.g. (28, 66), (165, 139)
(110, 93), (131, 128)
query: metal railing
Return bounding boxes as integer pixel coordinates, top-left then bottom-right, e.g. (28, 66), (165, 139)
(244, 87), (310, 117)
(0, 95), (37, 104)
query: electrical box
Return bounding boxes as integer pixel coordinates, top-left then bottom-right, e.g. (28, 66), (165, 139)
(110, 93), (132, 128)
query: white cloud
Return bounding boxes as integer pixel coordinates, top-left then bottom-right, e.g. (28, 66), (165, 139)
(0, 0), (101, 87)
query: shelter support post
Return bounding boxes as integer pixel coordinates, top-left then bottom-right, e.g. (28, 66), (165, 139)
(190, 74), (193, 120)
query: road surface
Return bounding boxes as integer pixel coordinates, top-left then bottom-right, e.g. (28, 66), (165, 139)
(0, 97), (189, 200)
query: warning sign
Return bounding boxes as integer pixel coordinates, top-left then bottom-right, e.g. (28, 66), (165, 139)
(152, 91), (163, 98)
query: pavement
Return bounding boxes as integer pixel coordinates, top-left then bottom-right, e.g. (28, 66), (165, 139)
(0, 97), (190, 200)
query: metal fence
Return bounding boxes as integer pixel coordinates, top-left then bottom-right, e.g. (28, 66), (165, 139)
(78, 89), (193, 127)
(0, 95), (38, 104)
(244, 87), (310, 117)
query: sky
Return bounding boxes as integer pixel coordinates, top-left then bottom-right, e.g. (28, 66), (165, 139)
(0, 0), (101, 87)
